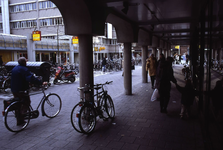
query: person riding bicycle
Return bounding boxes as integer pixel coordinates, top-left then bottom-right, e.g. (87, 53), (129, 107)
(11, 57), (47, 125)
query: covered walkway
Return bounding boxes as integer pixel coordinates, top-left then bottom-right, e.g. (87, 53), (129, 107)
(0, 65), (222, 149)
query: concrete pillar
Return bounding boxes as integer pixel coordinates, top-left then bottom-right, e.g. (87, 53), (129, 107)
(142, 46), (148, 83)
(158, 49), (162, 60)
(40, 52), (42, 61)
(13, 52), (16, 61)
(69, 37), (75, 64)
(27, 33), (36, 61)
(123, 42), (132, 95)
(79, 34), (94, 100)
(212, 49), (216, 60)
(1, 0), (10, 34)
(152, 47), (156, 58)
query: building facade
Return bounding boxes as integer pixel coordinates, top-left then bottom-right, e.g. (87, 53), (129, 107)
(0, 0), (122, 65)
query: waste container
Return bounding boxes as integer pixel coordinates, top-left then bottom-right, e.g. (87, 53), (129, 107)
(5, 61), (51, 82)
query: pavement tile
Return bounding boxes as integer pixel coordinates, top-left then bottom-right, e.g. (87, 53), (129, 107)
(121, 143), (139, 150)
(106, 141), (125, 149)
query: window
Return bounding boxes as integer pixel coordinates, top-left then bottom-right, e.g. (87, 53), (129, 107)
(21, 21), (27, 28)
(11, 20), (37, 29)
(39, 1), (56, 9)
(19, 5), (25, 11)
(10, 3), (36, 13)
(0, 23), (3, 30)
(39, 1), (47, 9)
(40, 17), (63, 26)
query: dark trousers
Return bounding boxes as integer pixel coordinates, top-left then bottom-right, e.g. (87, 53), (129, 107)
(150, 76), (156, 87)
(159, 88), (170, 111)
(13, 92), (30, 123)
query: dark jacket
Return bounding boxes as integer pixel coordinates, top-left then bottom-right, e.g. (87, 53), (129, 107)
(11, 65), (42, 93)
(155, 59), (176, 91)
(176, 83), (197, 106)
(209, 81), (223, 110)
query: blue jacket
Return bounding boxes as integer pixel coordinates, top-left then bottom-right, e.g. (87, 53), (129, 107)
(11, 65), (42, 93)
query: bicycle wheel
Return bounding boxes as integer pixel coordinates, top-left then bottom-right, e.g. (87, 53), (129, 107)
(4, 102), (31, 132)
(106, 95), (115, 119)
(70, 103), (83, 133)
(99, 96), (110, 119)
(79, 105), (96, 134)
(42, 93), (62, 118)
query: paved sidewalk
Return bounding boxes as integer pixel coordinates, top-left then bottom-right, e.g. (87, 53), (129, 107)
(0, 65), (221, 150)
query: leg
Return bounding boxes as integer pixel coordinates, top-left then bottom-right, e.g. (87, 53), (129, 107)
(13, 93), (30, 124)
(159, 90), (165, 112)
(150, 76), (155, 88)
(180, 104), (185, 118)
(163, 90), (170, 113)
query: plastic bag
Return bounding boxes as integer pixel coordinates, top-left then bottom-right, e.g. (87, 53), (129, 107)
(151, 88), (159, 102)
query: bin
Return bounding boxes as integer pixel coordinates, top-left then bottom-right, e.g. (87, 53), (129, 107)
(5, 61), (51, 82)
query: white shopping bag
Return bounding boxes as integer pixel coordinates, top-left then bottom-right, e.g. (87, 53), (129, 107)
(151, 88), (159, 102)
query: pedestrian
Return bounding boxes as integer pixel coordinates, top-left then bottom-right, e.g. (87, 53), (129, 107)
(0, 55), (3, 66)
(206, 80), (223, 116)
(122, 59), (124, 76)
(155, 55), (177, 113)
(11, 57), (47, 125)
(102, 57), (106, 73)
(146, 53), (157, 89)
(175, 79), (198, 119)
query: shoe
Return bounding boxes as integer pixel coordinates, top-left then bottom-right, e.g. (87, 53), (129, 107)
(17, 120), (26, 126)
(163, 109), (167, 113)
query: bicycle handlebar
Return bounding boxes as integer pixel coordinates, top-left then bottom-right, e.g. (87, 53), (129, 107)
(77, 81), (113, 91)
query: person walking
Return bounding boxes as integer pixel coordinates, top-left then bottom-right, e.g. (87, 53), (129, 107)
(102, 57), (106, 73)
(155, 55), (177, 113)
(146, 53), (157, 89)
(175, 79), (198, 119)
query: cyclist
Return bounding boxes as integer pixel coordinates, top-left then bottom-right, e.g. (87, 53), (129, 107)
(11, 57), (47, 125)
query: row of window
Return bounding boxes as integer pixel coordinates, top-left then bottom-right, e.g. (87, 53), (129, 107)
(10, 17), (63, 29)
(11, 20), (37, 29)
(40, 18), (64, 26)
(10, 3), (36, 12)
(9, 1), (56, 13)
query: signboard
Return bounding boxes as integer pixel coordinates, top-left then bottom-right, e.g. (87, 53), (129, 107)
(32, 31), (41, 41)
(175, 45), (180, 49)
(72, 36), (78, 44)
(94, 47), (98, 51)
(99, 47), (105, 51)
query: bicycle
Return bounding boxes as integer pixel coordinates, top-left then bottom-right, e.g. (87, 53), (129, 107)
(71, 81), (115, 134)
(2, 85), (62, 132)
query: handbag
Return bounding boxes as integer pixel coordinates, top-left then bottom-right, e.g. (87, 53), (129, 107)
(151, 88), (159, 102)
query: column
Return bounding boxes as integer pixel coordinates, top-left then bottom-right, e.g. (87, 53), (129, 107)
(26, 33), (36, 61)
(1, 0), (10, 34)
(40, 52), (42, 61)
(152, 47), (156, 58)
(124, 42), (132, 95)
(79, 34), (94, 100)
(69, 37), (75, 64)
(142, 46), (148, 83)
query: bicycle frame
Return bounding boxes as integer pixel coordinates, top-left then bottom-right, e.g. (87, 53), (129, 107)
(30, 87), (51, 117)
(78, 81), (111, 116)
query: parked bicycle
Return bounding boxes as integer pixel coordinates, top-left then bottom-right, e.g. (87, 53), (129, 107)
(182, 65), (191, 80)
(2, 85), (62, 132)
(71, 81), (115, 134)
